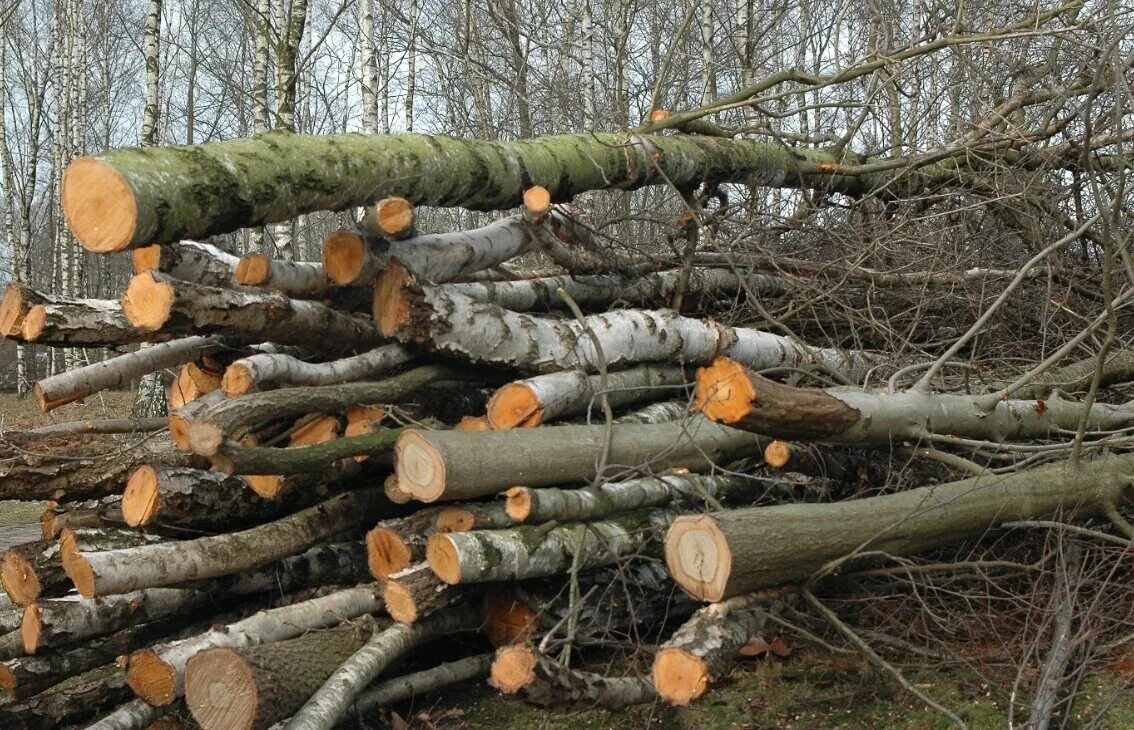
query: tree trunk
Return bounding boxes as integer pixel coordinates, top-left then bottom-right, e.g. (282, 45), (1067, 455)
(487, 364), (690, 429)
(184, 618), (384, 730)
(206, 428), (400, 475)
(664, 454), (1134, 602)
(347, 653), (492, 715)
(188, 364), (468, 456)
(427, 509), (675, 584)
(132, 241), (243, 289)
(613, 400), (690, 424)
(86, 698), (164, 730)
(435, 502), (513, 532)
(491, 645), (657, 711)
(380, 561), (459, 624)
(365, 507), (444, 579)
(121, 466), (302, 531)
(235, 255), (331, 297)
(121, 272), (384, 351)
(126, 583), (383, 706)
(376, 268), (871, 379)
(282, 604), (481, 730)
(221, 344), (411, 396)
(65, 489), (392, 597)
(168, 357), (225, 411)
(652, 588), (794, 705)
(395, 417), (767, 502)
(1, 539), (69, 606)
(695, 358), (1134, 443)
(1, 284), (143, 346)
(359, 196), (416, 240)
(381, 214), (545, 283)
(61, 130), (883, 254)
(0, 662), (134, 730)
(28, 418), (169, 437)
(321, 230), (384, 287)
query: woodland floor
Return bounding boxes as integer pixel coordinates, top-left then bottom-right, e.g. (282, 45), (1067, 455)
(3, 392), (1134, 729)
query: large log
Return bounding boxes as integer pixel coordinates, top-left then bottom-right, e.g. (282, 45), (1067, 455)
(33, 335), (229, 411)
(695, 357), (1134, 442)
(1, 283), (147, 346)
(487, 364), (689, 429)
(395, 417), (767, 502)
(126, 584), (383, 706)
(0, 432), (199, 502)
(427, 509), (675, 584)
(375, 264), (872, 379)
(652, 588), (794, 705)
(64, 489), (392, 597)
(220, 343), (412, 396)
(490, 645), (657, 711)
(121, 271), (383, 351)
(664, 454), (1134, 602)
(61, 130), (885, 253)
(121, 466), (303, 531)
(282, 604), (481, 730)
(188, 364), (465, 456)
(184, 619), (385, 730)
(132, 240), (242, 289)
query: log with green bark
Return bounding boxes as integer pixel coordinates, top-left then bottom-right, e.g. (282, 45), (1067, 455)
(664, 454), (1134, 602)
(65, 489), (392, 597)
(208, 429), (401, 475)
(376, 262), (873, 380)
(427, 508), (675, 584)
(63, 130), (888, 253)
(695, 357), (1134, 443)
(490, 644), (658, 711)
(126, 583), (384, 707)
(184, 617), (387, 730)
(395, 417), (768, 502)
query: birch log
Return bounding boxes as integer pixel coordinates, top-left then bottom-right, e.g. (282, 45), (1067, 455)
(345, 654), (492, 715)
(1, 284), (147, 346)
(491, 645), (658, 711)
(395, 417), (767, 502)
(221, 343), (412, 396)
(121, 466), (301, 531)
(235, 254), (332, 297)
(132, 240), (242, 289)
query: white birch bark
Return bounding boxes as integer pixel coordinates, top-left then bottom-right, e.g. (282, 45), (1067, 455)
(222, 343), (411, 395)
(358, 0), (378, 134)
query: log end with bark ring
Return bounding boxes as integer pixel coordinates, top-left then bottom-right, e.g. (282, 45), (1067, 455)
(435, 507), (476, 533)
(374, 196), (415, 237)
(187, 422), (226, 457)
(502, 487), (532, 522)
(132, 244), (162, 273)
(521, 186), (551, 220)
(19, 603), (42, 653)
(395, 430), (446, 502)
(221, 363), (255, 398)
(20, 305), (47, 341)
(184, 647), (258, 730)
(764, 440), (791, 469)
(60, 547), (98, 598)
(693, 358), (756, 425)
(33, 381), (82, 413)
(384, 475), (414, 505)
(425, 534), (461, 584)
(127, 649), (180, 707)
(489, 645), (537, 693)
(0, 550), (43, 605)
(372, 260), (414, 336)
(62, 157), (139, 253)
(235, 254), (272, 286)
(322, 230), (369, 285)
(0, 284), (30, 336)
(243, 474), (284, 499)
(123, 465), (161, 527)
(169, 413), (194, 451)
(366, 526), (413, 579)
(652, 646), (711, 706)
(122, 272), (176, 330)
(664, 514), (730, 602)
(381, 578), (421, 624)
(648, 109), (671, 122)
(486, 384), (543, 429)
(482, 587), (538, 647)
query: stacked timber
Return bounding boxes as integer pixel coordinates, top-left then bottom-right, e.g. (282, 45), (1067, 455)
(0, 129), (1127, 729)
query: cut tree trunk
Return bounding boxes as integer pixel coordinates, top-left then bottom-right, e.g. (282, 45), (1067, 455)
(613, 400), (691, 424)
(375, 264), (872, 379)
(0, 432), (199, 502)
(28, 418), (169, 436)
(1, 283), (147, 347)
(504, 473), (774, 523)
(220, 343), (411, 396)
(205, 429), (400, 475)
(85, 698), (164, 730)
(121, 272), (384, 351)
(346, 653), (492, 715)
(380, 562), (460, 624)
(435, 502), (513, 532)
(427, 509), (675, 584)
(65, 489), (392, 597)
(487, 364), (689, 429)
(188, 364), (469, 457)
(695, 357), (1134, 443)
(491, 645), (657, 711)
(395, 417), (767, 502)
(132, 240), (242, 289)
(33, 335), (229, 411)
(184, 618), (385, 730)
(61, 130), (876, 253)
(126, 583), (383, 706)
(169, 390), (224, 450)
(168, 358), (224, 410)
(664, 453), (1134, 602)
(652, 588), (794, 705)
(282, 604), (481, 730)
(40, 495), (124, 539)
(0, 662), (134, 730)
(365, 507), (445, 579)
(360, 196), (416, 240)
(235, 254), (331, 298)
(21, 587), (208, 653)
(1, 539), (68, 606)
(322, 230), (383, 287)
(241, 458), (366, 500)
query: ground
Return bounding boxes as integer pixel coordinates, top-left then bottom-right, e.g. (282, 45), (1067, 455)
(4, 391), (1134, 728)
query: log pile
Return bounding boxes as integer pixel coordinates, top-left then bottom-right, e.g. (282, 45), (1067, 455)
(0, 128), (1129, 729)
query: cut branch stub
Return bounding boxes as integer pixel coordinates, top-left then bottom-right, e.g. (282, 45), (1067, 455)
(522, 186), (551, 221)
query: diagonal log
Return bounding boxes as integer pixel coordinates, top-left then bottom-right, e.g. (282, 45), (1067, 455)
(220, 343), (412, 396)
